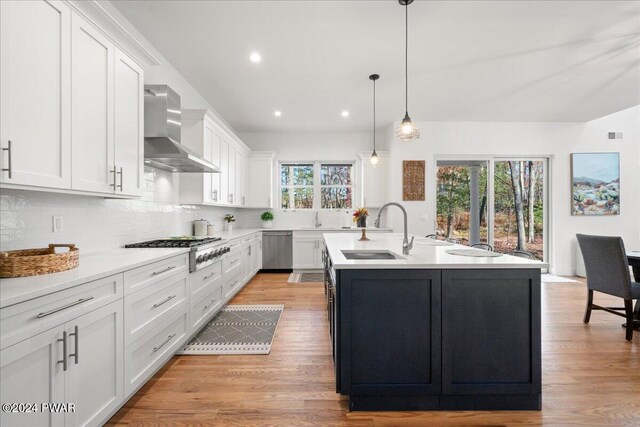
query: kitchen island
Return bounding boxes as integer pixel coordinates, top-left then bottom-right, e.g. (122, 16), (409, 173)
(323, 233), (547, 411)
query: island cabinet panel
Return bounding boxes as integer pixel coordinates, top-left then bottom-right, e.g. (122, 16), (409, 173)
(440, 269), (541, 408)
(338, 270), (442, 400)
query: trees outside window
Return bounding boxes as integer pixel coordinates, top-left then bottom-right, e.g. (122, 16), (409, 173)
(280, 162), (354, 209)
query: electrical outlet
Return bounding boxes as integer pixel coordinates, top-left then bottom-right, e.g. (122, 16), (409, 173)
(52, 215), (63, 233)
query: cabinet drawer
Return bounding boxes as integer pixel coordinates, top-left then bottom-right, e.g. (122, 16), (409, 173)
(190, 286), (223, 333)
(224, 250), (243, 276)
(223, 271), (244, 300)
(124, 308), (188, 396)
(123, 254), (188, 295)
(190, 260), (223, 297)
(1, 274), (123, 350)
(124, 273), (188, 346)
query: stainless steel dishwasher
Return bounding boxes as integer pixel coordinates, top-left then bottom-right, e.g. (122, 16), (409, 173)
(262, 231), (293, 270)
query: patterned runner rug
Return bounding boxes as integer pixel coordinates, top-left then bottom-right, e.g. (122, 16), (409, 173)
(177, 304), (284, 355)
(287, 272), (324, 283)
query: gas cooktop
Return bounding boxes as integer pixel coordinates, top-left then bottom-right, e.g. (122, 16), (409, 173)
(125, 236), (222, 249)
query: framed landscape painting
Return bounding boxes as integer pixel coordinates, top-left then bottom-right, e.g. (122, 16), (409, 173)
(571, 152), (620, 216)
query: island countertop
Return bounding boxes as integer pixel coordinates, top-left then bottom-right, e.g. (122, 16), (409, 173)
(324, 233), (548, 269)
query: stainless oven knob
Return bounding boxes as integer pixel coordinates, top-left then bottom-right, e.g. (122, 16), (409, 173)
(207, 252), (215, 261)
(196, 255), (204, 263)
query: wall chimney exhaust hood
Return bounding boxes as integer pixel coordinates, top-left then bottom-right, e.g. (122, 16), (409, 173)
(143, 85), (220, 173)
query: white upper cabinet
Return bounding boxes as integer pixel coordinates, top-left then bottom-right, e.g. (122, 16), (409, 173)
(1, 0), (144, 198)
(71, 13), (115, 193)
(360, 151), (388, 208)
(248, 152), (275, 208)
(0, 0), (71, 188)
(114, 51), (144, 197)
(180, 109), (252, 207)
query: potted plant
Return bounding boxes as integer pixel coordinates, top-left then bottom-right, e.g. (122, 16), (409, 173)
(223, 214), (235, 231)
(261, 211), (274, 229)
(353, 207), (369, 228)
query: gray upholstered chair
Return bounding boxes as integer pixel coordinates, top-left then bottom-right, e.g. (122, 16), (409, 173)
(471, 243), (493, 251)
(511, 250), (535, 259)
(576, 234), (640, 341)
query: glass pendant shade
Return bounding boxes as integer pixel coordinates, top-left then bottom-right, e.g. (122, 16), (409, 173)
(395, 112), (420, 141)
(369, 149), (380, 167)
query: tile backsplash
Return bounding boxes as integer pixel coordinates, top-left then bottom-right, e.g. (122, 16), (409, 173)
(0, 167), (260, 253)
(0, 167), (376, 254)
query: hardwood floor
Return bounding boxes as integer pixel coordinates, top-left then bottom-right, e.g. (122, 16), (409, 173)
(108, 273), (640, 426)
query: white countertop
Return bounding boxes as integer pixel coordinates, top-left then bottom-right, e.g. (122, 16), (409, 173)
(324, 233), (549, 270)
(0, 248), (189, 308)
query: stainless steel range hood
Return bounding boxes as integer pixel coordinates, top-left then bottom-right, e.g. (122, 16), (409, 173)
(144, 85), (220, 173)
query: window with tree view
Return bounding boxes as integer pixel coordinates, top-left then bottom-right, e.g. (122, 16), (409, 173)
(280, 162), (354, 209)
(320, 164), (353, 209)
(281, 164), (314, 209)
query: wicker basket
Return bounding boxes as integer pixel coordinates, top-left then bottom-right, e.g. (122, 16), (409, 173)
(0, 244), (79, 278)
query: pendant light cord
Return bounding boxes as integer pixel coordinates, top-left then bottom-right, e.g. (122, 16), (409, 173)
(373, 77), (376, 151)
(405, 2), (408, 115)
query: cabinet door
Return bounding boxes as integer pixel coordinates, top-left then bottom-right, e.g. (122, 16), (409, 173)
(249, 157), (273, 208)
(114, 50), (144, 197)
(0, 0), (71, 188)
(219, 138), (229, 205)
(440, 269), (541, 396)
(0, 325), (66, 427)
(228, 143), (236, 205)
(338, 269), (441, 397)
(209, 125), (222, 203)
(71, 13), (115, 193)
(314, 239), (325, 269)
(235, 151), (243, 206)
(65, 301), (123, 427)
(242, 154), (249, 206)
(293, 238), (318, 269)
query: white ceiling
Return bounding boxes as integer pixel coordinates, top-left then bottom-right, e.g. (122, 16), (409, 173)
(112, 0), (640, 133)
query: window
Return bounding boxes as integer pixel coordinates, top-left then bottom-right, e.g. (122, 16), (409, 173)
(320, 164), (353, 209)
(281, 163), (314, 209)
(280, 162), (354, 209)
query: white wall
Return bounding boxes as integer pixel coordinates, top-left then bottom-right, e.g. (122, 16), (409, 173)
(240, 131), (382, 228)
(384, 106), (640, 275)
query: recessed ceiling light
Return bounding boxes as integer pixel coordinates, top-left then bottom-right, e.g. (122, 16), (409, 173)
(341, 110), (350, 117)
(274, 110), (282, 117)
(249, 52), (262, 63)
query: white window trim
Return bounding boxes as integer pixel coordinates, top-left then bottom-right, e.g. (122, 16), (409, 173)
(278, 160), (356, 211)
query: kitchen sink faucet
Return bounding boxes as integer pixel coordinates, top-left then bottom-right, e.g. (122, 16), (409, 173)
(375, 202), (414, 255)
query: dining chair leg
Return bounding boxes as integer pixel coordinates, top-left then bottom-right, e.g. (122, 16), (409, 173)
(583, 289), (593, 324)
(624, 299), (634, 341)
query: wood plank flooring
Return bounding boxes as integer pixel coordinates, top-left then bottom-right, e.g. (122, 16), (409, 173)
(108, 273), (640, 426)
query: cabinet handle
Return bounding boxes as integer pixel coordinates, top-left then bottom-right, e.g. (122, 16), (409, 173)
(242, 196), (245, 205)
(153, 334), (176, 353)
(117, 167), (123, 191)
(203, 272), (217, 281)
(57, 331), (68, 371)
(36, 297), (94, 318)
(2, 140), (12, 179)
(203, 298), (217, 310)
(69, 325), (79, 364)
(230, 258), (238, 264)
(151, 266), (176, 276)
(110, 165), (117, 188)
(152, 294), (176, 309)
(248, 246), (252, 256)
(212, 189), (218, 202)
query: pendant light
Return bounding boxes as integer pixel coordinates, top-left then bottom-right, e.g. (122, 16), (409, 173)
(369, 74), (380, 167)
(395, 0), (420, 141)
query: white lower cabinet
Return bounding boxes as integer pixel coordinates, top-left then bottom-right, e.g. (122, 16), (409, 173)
(293, 237), (323, 269)
(124, 308), (188, 397)
(0, 300), (123, 427)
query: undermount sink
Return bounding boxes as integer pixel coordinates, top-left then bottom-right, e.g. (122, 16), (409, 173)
(341, 250), (403, 260)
